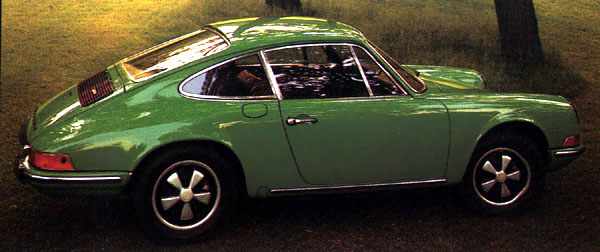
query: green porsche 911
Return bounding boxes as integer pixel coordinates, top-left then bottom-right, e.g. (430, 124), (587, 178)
(15, 16), (584, 240)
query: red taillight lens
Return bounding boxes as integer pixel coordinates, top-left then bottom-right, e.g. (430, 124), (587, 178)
(562, 135), (580, 148)
(30, 150), (74, 171)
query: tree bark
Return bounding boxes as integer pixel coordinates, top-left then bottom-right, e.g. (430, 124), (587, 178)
(266, 0), (302, 12)
(494, 0), (544, 63)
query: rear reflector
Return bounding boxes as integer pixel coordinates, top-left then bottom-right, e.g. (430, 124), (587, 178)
(77, 71), (114, 107)
(562, 135), (580, 148)
(30, 150), (74, 171)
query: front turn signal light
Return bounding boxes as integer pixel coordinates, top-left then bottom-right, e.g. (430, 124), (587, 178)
(30, 150), (74, 171)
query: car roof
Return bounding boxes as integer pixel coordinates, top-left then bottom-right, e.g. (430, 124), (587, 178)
(208, 16), (366, 52)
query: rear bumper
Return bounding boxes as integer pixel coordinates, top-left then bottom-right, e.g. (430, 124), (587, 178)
(547, 145), (585, 172)
(15, 147), (131, 195)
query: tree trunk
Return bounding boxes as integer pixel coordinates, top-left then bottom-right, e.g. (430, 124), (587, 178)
(494, 0), (544, 63)
(266, 0), (302, 12)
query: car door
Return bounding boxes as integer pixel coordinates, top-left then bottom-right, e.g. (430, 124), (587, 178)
(263, 44), (449, 186)
(179, 53), (303, 190)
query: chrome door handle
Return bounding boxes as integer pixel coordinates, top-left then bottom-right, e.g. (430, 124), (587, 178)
(286, 116), (318, 126)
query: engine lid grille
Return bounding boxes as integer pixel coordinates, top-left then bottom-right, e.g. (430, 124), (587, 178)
(77, 71), (114, 107)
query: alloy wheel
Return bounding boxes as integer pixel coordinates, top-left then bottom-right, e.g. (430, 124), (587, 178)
(151, 160), (221, 230)
(472, 148), (531, 206)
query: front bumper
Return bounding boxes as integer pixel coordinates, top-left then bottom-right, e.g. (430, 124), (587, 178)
(547, 145), (586, 172)
(14, 146), (131, 195)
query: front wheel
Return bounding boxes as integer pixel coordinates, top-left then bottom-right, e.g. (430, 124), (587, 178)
(463, 134), (545, 214)
(132, 147), (237, 240)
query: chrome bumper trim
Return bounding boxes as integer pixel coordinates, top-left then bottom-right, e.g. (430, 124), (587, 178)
(16, 155), (123, 184)
(551, 146), (585, 157)
(546, 145), (585, 172)
(270, 178), (447, 194)
(554, 150), (580, 156)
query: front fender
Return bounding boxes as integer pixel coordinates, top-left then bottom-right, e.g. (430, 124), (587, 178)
(441, 93), (578, 183)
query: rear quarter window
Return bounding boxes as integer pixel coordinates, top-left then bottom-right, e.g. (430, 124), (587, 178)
(180, 54), (274, 98)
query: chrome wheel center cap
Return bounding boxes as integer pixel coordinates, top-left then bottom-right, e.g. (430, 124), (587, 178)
(496, 171), (507, 183)
(180, 188), (194, 203)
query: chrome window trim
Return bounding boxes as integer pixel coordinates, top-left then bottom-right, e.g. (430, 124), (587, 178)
(178, 53), (278, 101)
(350, 45), (409, 96)
(350, 46), (374, 96)
(259, 50), (284, 100)
(270, 178), (447, 194)
(366, 41), (427, 94)
(261, 42), (409, 99)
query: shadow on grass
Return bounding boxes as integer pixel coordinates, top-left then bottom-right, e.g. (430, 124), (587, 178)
(381, 28), (589, 99)
(489, 51), (589, 99)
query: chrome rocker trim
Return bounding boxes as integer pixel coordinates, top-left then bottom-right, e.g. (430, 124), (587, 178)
(269, 178), (447, 196)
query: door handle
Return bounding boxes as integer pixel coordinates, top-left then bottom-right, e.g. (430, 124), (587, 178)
(286, 116), (318, 126)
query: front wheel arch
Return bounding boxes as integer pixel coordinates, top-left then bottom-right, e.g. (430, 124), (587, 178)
(474, 121), (549, 166)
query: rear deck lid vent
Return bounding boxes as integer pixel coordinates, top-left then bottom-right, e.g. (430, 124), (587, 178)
(77, 71), (114, 107)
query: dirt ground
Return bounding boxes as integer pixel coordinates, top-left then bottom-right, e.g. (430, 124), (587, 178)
(1, 0), (599, 251)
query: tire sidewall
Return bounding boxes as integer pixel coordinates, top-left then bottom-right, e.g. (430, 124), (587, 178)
(133, 147), (237, 240)
(463, 134), (544, 214)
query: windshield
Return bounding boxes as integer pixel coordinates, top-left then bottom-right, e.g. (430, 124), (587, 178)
(368, 42), (427, 93)
(122, 29), (229, 81)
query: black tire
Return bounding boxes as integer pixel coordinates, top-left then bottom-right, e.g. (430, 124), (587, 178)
(132, 145), (239, 240)
(462, 132), (545, 214)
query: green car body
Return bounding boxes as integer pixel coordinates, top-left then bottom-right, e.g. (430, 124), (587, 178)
(16, 16), (583, 199)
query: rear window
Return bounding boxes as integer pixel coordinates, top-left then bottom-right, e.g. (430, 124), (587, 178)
(122, 29), (229, 81)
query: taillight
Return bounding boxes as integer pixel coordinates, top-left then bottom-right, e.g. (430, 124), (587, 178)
(30, 150), (74, 171)
(77, 71), (114, 107)
(562, 135), (580, 148)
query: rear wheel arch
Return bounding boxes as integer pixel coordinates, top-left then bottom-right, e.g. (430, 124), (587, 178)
(128, 140), (247, 197)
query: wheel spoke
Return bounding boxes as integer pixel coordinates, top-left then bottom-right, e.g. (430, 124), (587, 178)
(500, 183), (512, 197)
(189, 170), (204, 189)
(501, 155), (512, 172)
(482, 161), (497, 174)
(507, 170), (521, 181)
(167, 172), (183, 190)
(481, 179), (496, 192)
(181, 203), (194, 221)
(161, 196), (180, 210)
(194, 192), (212, 205)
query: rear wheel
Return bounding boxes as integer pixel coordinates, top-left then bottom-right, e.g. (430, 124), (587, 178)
(463, 134), (545, 213)
(133, 146), (238, 240)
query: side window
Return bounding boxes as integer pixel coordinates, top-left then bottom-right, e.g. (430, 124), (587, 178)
(353, 46), (404, 96)
(180, 54), (273, 97)
(265, 45), (369, 99)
